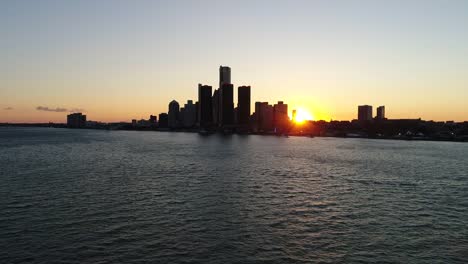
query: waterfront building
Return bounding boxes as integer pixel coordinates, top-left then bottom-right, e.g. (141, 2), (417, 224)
(219, 83), (234, 127)
(273, 101), (289, 132)
(158, 113), (168, 128)
(198, 84), (213, 128)
(149, 115), (157, 125)
(212, 89), (219, 126)
(219, 66), (231, 88)
(237, 86), (251, 126)
(358, 105), (373, 121)
(67, 113), (86, 128)
(376, 106), (386, 120)
(261, 103), (274, 132)
(168, 100), (180, 128)
(183, 100), (196, 128)
(254, 102), (273, 132)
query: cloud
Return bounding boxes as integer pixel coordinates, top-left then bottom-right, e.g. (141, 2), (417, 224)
(36, 106), (86, 113)
(3, 107), (13, 110)
(36, 106), (68, 112)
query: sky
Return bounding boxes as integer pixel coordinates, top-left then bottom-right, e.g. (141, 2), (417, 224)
(1, 0), (468, 123)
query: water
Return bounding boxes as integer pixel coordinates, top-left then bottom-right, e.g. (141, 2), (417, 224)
(1, 127), (467, 263)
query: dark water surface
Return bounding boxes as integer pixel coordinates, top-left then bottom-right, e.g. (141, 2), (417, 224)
(1, 127), (467, 263)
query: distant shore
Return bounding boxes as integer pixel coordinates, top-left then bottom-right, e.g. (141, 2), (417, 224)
(1, 123), (467, 143)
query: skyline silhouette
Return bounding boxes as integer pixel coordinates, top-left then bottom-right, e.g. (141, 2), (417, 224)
(2, 1), (468, 123)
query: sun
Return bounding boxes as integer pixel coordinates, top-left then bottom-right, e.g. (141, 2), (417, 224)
(293, 108), (314, 123)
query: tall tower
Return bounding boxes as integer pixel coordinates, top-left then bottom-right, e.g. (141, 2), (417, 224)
(168, 100), (180, 128)
(237, 86), (251, 126)
(198, 84), (213, 128)
(219, 83), (234, 126)
(376, 106), (385, 120)
(218, 66), (232, 127)
(358, 105), (373, 121)
(219, 66), (231, 88)
(273, 101), (288, 132)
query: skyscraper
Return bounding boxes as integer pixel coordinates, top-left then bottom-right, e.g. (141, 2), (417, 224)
(358, 105), (373, 121)
(237, 86), (251, 126)
(212, 89), (219, 126)
(219, 66), (231, 88)
(158, 113), (168, 128)
(168, 100), (180, 128)
(219, 83), (234, 126)
(254, 102), (273, 132)
(198, 84), (212, 128)
(261, 103), (274, 132)
(376, 106), (386, 120)
(273, 101), (288, 132)
(183, 100), (196, 128)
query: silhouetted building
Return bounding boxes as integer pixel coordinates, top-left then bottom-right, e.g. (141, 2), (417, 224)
(219, 66), (231, 88)
(292, 109), (297, 123)
(274, 101), (289, 132)
(261, 103), (274, 131)
(254, 102), (263, 131)
(67, 113), (86, 128)
(183, 100), (196, 128)
(219, 83), (234, 127)
(198, 84), (212, 128)
(358, 105), (373, 121)
(237, 86), (251, 126)
(254, 102), (273, 132)
(149, 115), (157, 124)
(168, 100), (180, 128)
(212, 89), (219, 126)
(158, 113), (168, 128)
(376, 106), (385, 120)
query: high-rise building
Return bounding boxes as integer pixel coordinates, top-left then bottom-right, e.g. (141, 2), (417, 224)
(237, 86), (251, 126)
(254, 102), (264, 131)
(168, 100), (180, 128)
(219, 66), (231, 88)
(376, 106), (385, 120)
(219, 83), (234, 126)
(253, 102), (273, 132)
(183, 100), (196, 128)
(67, 113), (86, 128)
(358, 105), (373, 121)
(261, 103), (274, 132)
(273, 101), (289, 132)
(198, 84), (212, 128)
(292, 109), (297, 123)
(212, 89), (219, 126)
(158, 113), (168, 128)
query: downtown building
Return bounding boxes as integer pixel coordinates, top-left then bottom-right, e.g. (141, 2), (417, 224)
(198, 84), (212, 128)
(67, 113), (86, 128)
(254, 102), (274, 132)
(376, 106), (386, 120)
(273, 101), (289, 132)
(358, 105), (373, 121)
(237, 86), (251, 128)
(216, 66), (234, 128)
(182, 100), (196, 128)
(168, 100), (180, 128)
(158, 113), (168, 128)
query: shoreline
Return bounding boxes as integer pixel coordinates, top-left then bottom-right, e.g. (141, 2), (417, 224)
(1, 124), (467, 143)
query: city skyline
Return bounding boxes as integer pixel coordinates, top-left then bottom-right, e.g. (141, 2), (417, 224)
(2, 0), (468, 123)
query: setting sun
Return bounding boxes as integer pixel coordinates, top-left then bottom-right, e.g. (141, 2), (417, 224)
(292, 108), (314, 123)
